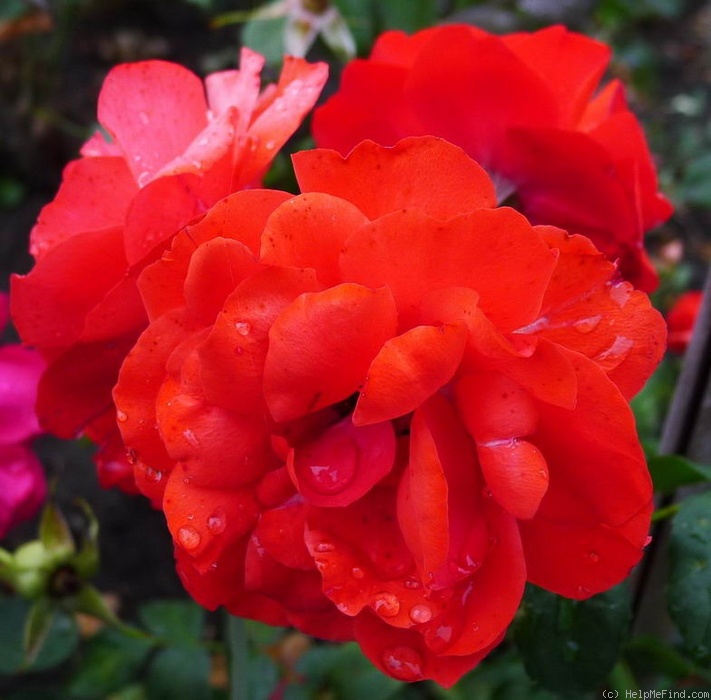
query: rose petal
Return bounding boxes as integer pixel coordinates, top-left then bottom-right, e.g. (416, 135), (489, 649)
(264, 283), (398, 422)
(353, 323), (466, 426)
(294, 136), (495, 221)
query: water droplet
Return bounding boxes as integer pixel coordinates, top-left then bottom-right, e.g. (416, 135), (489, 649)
(587, 550), (600, 563)
(573, 315), (602, 334)
(351, 567), (365, 579)
(472, 623), (480, 632)
(116, 410), (128, 423)
(314, 542), (335, 553)
(596, 336), (634, 362)
(126, 448), (138, 465)
(482, 487), (493, 498)
(234, 321), (251, 335)
(610, 283), (632, 308)
(403, 577), (422, 590)
(265, 139), (276, 150)
(183, 429), (200, 448)
(381, 647), (423, 682)
(177, 526), (201, 551)
(235, 346), (244, 355)
(207, 509), (227, 535)
(373, 592), (400, 618)
(409, 604), (432, 624)
(144, 466), (163, 483)
(137, 171), (151, 187)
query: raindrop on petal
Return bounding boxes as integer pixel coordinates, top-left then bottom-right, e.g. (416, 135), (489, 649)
(373, 592), (400, 618)
(234, 321), (251, 336)
(314, 542), (335, 553)
(573, 315), (602, 334)
(116, 410), (128, 423)
(177, 526), (201, 551)
(409, 604), (433, 624)
(351, 567), (365, 579)
(207, 509), (227, 534)
(381, 647), (423, 682)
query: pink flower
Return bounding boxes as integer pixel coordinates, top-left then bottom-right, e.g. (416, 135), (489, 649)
(0, 292), (46, 538)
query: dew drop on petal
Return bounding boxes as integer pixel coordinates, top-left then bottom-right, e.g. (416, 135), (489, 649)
(137, 171), (151, 187)
(126, 449), (138, 465)
(351, 567), (365, 579)
(116, 410), (128, 423)
(144, 467), (163, 483)
(403, 577), (422, 590)
(207, 509), (227, 535)
(314, 542), (335, 553)
(264, 140), (276, 150)
(183, 429), (200, 448)
(409, 604), (432, 624)
(610, 283), (632, 308)
(373, 592), (400, 618)
(177, 526), (201, 551)
(587, 550), (600, 563)
(573, 315), (602, 334)
(234, 321), (251, 336)
(381, 647), (423, 682)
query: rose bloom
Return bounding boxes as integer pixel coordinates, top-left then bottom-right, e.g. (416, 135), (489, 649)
(312, 24), (672, 292)
(666, 290), (703, 354)
(11, 49), (327, 494)
(0, 292), (46, 539)
(113, 136), (664, 685)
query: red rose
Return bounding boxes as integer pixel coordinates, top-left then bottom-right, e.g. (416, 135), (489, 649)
(312, 25), (672, 292)
(113, 137), (663, 685)
(666, 290), (703, 354)
(11, 49), (327, 494)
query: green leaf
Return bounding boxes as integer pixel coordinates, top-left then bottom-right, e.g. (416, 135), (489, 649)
(668, 491), (711, 661)
(625, 635), (693, 681)
(0, 0), (26, 21)
(514, 584), (631, 695)
(451, 648), (557, 700)
(331, 0), (376, 54)
(375, 0), (437, 33)
(39, 501), (75, 556)
(681, 153), (711, 208)
(23, 598), (56, 667)
(0, 597), (79, 674)
(65, 627), (154, 699)
(241, 16), (289, 66)
(138, 599), (205, 648)
(648, 454), (711, 495)
(145, 647), (212, 700)
(295, 642), (401, 700)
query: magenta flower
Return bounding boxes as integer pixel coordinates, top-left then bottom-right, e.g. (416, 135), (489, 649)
(0, 292), (46, 539)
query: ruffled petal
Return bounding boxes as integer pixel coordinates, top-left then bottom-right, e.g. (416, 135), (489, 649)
(263, 283), (398, 422)
(518, 226), (667, 399)
(260, 192), (369, 286)
(341, 207), (555, 331)
(98, 61), (208, 183)
(353, 323), (466, 426)
(354, 611), (495, 687)
(28, 157), (137, 260)
(11, 226), (128, 349)
(502, 26), (610, 127)
(404, 26), (558, 170)
(288, 417), (396, 507)
(294, 136), (495, 221)
(199, 266), (322, 414)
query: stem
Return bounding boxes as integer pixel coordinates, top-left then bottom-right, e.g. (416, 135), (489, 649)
(607, 660), (637, 695)
(227, 613), (250, 700)
(651, 503), (681, 523)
